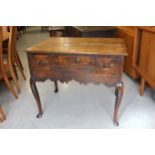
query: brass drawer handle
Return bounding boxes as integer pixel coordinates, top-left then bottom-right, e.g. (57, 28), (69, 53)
(99, 63), (113, 69)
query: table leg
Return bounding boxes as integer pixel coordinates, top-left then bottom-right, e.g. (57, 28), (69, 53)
(30, 78), (43, 118)
(114, 81), (124, 126)
(54, 80), (58, 93)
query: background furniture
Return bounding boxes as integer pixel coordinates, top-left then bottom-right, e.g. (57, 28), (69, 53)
(115, 26), (139, 79)
(41, 26), (49, 31)
(65, 26), (117, 37)
(48, 26), (65, 37)
(27, 37), (127, 126)
(17, 26), (26, 39)
(133, 27), (155, 96)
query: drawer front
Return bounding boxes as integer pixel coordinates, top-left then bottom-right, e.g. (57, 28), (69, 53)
(53, 55), (95, 80)
(53, 55), (123, 85)
(28, 54), (52, 79)
(28, 53), (123, 85)
(53, 65), (95, 76)
(53, 64), (96, 84)
(95, 56), (121, 77)
(54, 55), (95, 67)
(93, 56), (123, 85)
(30, 54), (51, 70)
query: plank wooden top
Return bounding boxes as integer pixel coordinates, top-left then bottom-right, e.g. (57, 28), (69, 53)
(26, 37), (127, 56)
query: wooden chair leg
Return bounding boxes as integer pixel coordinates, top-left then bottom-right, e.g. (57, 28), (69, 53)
(18, 64), (26, 80)
(4, 75), (18, 99)
(15, 52), (26, 80)
(0, 106), (6, 121)
(16, 52), (24, 70)
(13, 64), (18, 80)
(140, 78), (145, 96)
(9, 64), (21, 93)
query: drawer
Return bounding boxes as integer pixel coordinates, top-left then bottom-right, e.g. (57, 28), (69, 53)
(95, 56), (122, 77)
(53, 65), (96, 83)
(53, 62), (121, 85)
(28, 54), (52, 79)
(53, 65), (95, 76)
(30, 54), (51, 71)
(54, 55), (95, 67)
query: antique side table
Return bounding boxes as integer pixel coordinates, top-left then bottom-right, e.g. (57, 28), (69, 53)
(26, 37), (127, 126)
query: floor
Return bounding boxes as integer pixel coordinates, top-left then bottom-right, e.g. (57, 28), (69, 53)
(0, 26), (155, 129)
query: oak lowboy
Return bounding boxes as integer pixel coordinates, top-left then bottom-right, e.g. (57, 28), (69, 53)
(26, 37), (127, 126)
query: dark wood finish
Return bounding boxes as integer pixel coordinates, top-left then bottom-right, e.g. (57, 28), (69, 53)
(30, 78), (43, 118)
(65, 26), (117, 37)
(114, 82), (124, 126)
(54, 80), (58, 93)
(133, 27), (155, 96)
(26, 37), (127, 126)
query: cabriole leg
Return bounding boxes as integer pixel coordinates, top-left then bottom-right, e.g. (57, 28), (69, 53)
(54, 80), (58, 93)
(114, 81), (124, 126)
(30, 78), (43, 118)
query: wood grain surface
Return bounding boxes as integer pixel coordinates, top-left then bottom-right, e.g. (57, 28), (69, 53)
(27, 37), (127, 56)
